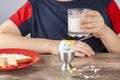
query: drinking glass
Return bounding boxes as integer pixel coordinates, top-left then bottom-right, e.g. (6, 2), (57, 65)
(68, 8), (93, 40)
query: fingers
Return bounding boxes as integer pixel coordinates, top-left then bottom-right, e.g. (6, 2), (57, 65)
(79, 10), (106, 38)
(74, 41), (95, 57)
(80, 22), (101, 34)
(80, 22), (98, 30)
(74, 52), (85, 57)
(82, 10), (101, 17)
(80, 16), (99, 25)
(80, 11), (103, 26)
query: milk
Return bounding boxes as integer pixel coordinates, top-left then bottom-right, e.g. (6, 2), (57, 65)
(68, 15), (82, 33)
(68, 15), (86, 37)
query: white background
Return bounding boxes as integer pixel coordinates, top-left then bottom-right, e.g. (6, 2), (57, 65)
(0, 0), (26, 24)
(0, 0), (120, 24)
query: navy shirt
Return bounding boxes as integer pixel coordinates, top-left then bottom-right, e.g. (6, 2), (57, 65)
(9, 0), (120, 52)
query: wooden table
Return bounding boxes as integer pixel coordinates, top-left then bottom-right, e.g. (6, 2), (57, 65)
(0, 53), (120, 80)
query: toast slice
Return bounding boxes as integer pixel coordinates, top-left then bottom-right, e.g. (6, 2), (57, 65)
(0, 58), (7, 69)
(0, 54), (32, 64)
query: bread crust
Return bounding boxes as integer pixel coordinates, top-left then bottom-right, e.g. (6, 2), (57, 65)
(16, 57), (32, 63)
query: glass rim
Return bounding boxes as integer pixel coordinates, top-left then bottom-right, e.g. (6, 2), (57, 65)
(68, 8), (91, 11)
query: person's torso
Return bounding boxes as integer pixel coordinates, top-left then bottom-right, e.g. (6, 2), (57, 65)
(27, 0), (113, 52)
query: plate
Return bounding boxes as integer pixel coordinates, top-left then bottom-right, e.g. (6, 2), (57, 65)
(0, 48), (40, 71)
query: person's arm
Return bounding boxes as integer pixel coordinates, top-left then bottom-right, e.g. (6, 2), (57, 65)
(80, 0), (120, 53)
(97, 0), (120, 53)
(99, 26), (120, 53)
(80, 10), (120, 53)
(100, 0), (120, 53)
(0, 20), (60, 55)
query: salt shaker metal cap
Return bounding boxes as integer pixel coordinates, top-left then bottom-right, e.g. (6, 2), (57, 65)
(59, 40), (75, 71)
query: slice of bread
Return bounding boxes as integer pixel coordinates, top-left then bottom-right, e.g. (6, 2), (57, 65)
(7, 55), (18, 69)
(0, 58), (7, 69)
(0, 54), (32, 64)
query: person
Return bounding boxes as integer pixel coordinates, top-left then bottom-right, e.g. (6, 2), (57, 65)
(0, 0), (120, 57)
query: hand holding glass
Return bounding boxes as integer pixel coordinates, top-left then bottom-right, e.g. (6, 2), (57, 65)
(68, 8), (93, 40)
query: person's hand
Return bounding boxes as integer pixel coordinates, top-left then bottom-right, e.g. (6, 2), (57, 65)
(74, 41), (95, 57)
(80, 10), (108, 38)
(50, 40), (94, 57)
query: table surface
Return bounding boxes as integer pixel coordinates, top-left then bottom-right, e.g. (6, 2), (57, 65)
(0, 53), (120, 80)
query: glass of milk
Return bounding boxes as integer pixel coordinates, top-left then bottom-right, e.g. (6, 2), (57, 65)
(68, 8), (93, 39)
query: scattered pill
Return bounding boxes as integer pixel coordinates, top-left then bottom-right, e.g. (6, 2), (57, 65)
(69, 68), (77, 73)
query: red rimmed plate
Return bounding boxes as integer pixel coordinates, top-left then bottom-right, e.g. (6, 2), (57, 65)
(0, 48), (40, 71)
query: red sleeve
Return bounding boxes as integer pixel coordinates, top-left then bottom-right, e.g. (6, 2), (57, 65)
(107, 0), (120, 34)
(9, 1), (32, 27)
